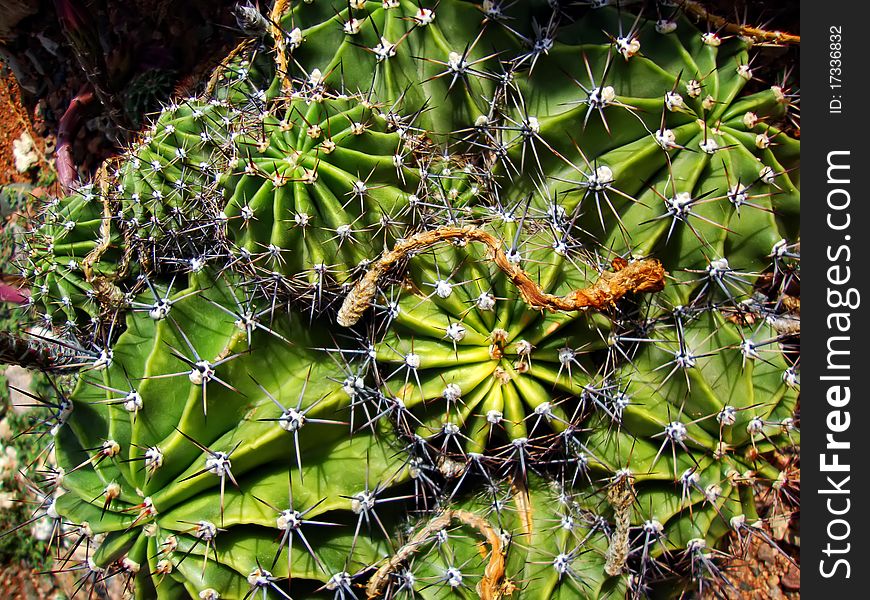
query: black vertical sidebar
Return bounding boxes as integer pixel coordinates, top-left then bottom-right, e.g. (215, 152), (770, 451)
(802, 0), (870, 595)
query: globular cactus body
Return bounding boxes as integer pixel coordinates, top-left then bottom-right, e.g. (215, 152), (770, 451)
(10, 1), (799, 598)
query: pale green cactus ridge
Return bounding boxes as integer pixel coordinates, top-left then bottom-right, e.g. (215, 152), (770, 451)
(585, 310), (797, 554)
(23, 39), (278, 326)
(26, 3), (801, 321)
(21, 185), (107, 323)
(53, 273), (418, 598)
(368, 231), (797, 564)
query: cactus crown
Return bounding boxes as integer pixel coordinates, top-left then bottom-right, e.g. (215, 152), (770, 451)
(12, 1), (798, 599)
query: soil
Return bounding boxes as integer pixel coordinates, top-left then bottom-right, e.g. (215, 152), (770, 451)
(1, 0), (243, 191)
(706, 466), (800, 599)
(0, 76), (27, 186)
(719, 536), (801, 600)
(0, 73), (52, 188)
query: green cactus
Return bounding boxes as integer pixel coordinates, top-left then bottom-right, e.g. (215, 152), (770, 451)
(8, 1), (799, 598)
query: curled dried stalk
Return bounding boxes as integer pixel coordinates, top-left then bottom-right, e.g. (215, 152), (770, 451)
(365, 509), (508, 600)
(681, 0), (800, 45)
(80, 166), (127, 310)
(270, 0), (293, 92)
(205, 38), (258, 96)
(80, 189), (111, 283)
(512, 476), (534, 539)
(604, 474), (635, 576)
(337, 226), (666, 327)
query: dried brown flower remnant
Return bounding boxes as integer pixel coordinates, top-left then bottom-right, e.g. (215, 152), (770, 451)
(604, 473), (636, 576)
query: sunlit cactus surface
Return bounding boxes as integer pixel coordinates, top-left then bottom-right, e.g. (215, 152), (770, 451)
(11, 1), (799, 598)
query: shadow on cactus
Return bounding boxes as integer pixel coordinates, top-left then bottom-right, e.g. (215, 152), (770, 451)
(6, 1), (799, 598)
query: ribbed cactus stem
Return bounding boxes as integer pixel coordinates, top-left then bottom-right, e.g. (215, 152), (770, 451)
(10, 2), (800, 596)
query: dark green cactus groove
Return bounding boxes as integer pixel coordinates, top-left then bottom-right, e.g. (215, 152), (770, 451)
(371, 233), (614, 455)
(9, 1), (799, 599)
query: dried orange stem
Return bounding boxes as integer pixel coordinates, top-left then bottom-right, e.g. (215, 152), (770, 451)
(681, 0), (800, 45)
(337, 226), (666, 327)
(270, 0), (293, 92)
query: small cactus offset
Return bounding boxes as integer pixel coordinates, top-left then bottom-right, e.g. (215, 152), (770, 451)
(9, 1), (799, 599)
